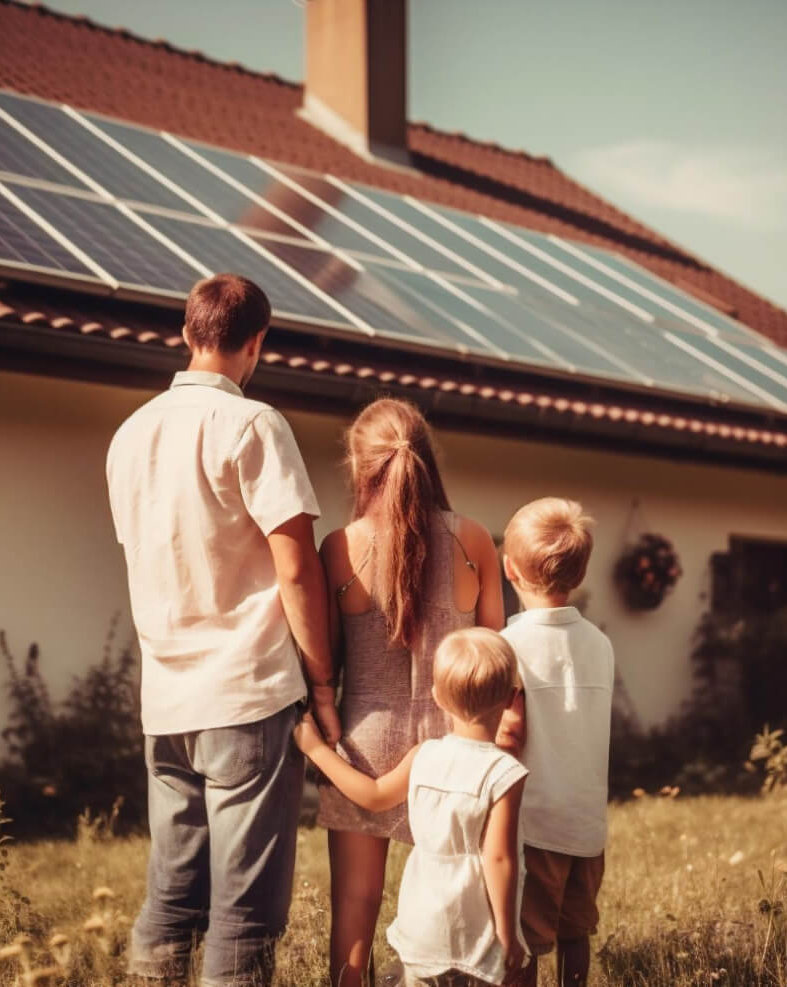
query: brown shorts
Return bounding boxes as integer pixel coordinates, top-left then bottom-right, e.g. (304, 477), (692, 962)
(521, 845), (605, 954)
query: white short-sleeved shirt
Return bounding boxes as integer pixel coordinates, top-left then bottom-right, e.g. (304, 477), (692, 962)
(387, 735), (529, 985)
(503, 607), (614, 857)
(106, 370), (320, 735)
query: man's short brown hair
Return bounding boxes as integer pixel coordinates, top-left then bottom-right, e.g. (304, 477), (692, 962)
(504, 497), (594, 596)
(184, 274), (271, 353)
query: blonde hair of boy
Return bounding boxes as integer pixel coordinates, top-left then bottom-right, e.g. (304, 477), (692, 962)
(504, 497), (594, 596)
(433, 627), (518, 723)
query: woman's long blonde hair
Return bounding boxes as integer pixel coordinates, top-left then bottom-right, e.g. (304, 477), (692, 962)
(347, 398), (451, 649)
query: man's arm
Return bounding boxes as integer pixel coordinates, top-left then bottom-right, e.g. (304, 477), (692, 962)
(268, 513), (341, 746)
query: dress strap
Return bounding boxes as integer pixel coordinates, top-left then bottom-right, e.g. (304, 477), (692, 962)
(337, 534), (376, 599)
(442, 512), (477, 572)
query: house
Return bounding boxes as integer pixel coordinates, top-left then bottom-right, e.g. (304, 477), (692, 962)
(0, 0), (785, 734)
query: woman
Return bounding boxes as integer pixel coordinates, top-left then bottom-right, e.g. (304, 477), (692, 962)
(317, 398), (505, 986)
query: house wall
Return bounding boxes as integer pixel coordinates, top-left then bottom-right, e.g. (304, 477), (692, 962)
(1, 369), (785, 736)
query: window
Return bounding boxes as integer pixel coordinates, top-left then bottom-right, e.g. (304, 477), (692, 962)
(711, 535), (787, 614)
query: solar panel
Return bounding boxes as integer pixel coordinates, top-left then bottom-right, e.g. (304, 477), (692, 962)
(731, 341), (787, 385)
(175, 141), (315, 242)
(373, 197), (786, 405)
(364, 262), (557, 364)
(8, 184), (201, 293)
(0, 114), (91, 190)
(89, 117), (304, 239)
(251, 161), (406, 256)
(280, 172), (487, 278)
(0, 184), (101, 281)
(664, 329), (787, 410)
(0, 93), (199, 214)
(138, 213), (359, 326)
(260, 240), (472, 349)
(454, 279), (636, 380)
(0, 89), (785, 417)
(474, 221), (787, 409)
(554, 238), (763, 344)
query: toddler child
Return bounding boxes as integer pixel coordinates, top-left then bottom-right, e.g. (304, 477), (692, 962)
(294, 626), (530, 987)
(501, 498), (614, 987)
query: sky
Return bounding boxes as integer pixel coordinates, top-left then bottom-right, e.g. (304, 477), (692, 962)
(44, 0), (787, 312)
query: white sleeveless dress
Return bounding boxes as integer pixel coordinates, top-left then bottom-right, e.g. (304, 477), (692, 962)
(387, 735), (529, 985)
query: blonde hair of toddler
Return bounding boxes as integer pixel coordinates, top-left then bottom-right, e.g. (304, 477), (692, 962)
(433, 627), (518, 723)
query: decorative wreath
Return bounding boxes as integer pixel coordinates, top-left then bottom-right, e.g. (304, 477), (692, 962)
(614, 533), (682, 611)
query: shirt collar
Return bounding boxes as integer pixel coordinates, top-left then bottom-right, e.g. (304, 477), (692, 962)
(507, 606), (581, 627)
(170, 370), (243, 398)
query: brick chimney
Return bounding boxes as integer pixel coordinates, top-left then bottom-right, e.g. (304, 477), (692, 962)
(302, 0), (409, 165)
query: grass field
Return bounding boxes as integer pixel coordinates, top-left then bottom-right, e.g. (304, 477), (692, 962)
(2, 793), (787, 985)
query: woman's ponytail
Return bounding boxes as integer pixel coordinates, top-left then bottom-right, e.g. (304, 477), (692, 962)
(347, 400), (450, 648)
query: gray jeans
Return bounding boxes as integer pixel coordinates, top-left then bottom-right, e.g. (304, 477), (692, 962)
(128, 702), (304, 987)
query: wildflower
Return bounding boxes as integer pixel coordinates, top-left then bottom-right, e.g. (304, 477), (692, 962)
(728, 851), (744, 866)
(92, 886), (115, 902)
(49, 933), (71, 967)
(632, 788), (645, 798)
(83, 916), (105, 934)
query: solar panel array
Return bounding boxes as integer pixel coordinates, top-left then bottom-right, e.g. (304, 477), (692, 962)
(1, 89), (786, 414)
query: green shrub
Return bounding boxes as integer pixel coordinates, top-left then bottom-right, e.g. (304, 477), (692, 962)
(0, 619), (145, 837)
(610, 607), (787, 799)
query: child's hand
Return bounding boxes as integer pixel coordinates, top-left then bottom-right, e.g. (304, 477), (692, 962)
(501, 937), (526, 983)
(293, 710), (327, 757)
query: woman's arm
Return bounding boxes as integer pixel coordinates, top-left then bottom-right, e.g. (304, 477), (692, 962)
(294, 712), (416, 812)
(456, 518), (505, 630)
(475, 525), (505, 630)
(481, 778), (527, 979)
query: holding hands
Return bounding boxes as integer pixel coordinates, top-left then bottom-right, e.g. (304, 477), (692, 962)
(294, 709), (328, 757)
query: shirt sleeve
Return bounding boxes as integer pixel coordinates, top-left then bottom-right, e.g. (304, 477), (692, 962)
(235, 410), (320, 536)
(105, 435), (124, 544)
(488, 757), (529, 805)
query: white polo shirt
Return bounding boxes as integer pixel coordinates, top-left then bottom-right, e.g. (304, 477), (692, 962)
(503, 607), (614, 857)
(106, 371), (319, 735)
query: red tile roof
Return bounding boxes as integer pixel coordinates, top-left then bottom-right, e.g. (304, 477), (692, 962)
(1, 0), (786, 349)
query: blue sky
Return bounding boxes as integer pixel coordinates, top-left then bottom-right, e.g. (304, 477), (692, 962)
(45, 0), (787, 312)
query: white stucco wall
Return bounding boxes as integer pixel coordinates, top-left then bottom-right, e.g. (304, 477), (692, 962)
(1, 369), (785, 733)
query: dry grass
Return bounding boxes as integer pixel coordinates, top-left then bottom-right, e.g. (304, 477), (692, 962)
(2, 793), (787, 985)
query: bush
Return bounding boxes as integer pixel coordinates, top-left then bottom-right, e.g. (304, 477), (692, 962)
(609, 607), (787, 798)
(0, 619), (145, 837)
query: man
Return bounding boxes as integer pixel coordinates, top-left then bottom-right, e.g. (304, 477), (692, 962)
(107, 273), (340, 986)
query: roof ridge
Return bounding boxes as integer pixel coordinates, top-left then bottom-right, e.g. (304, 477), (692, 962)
(408, 119), (555, 168)
(2, 0), (301, 89)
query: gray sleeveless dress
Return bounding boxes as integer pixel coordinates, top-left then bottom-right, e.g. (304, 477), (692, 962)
(317, 511), (476, 843)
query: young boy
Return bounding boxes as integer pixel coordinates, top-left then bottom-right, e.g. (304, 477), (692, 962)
(501, 498), (614, 987)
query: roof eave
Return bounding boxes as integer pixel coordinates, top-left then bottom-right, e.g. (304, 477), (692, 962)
(2, 318), (785, 473)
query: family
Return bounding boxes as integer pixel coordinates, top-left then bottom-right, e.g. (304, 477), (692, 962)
(106, 274), (615, 987)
